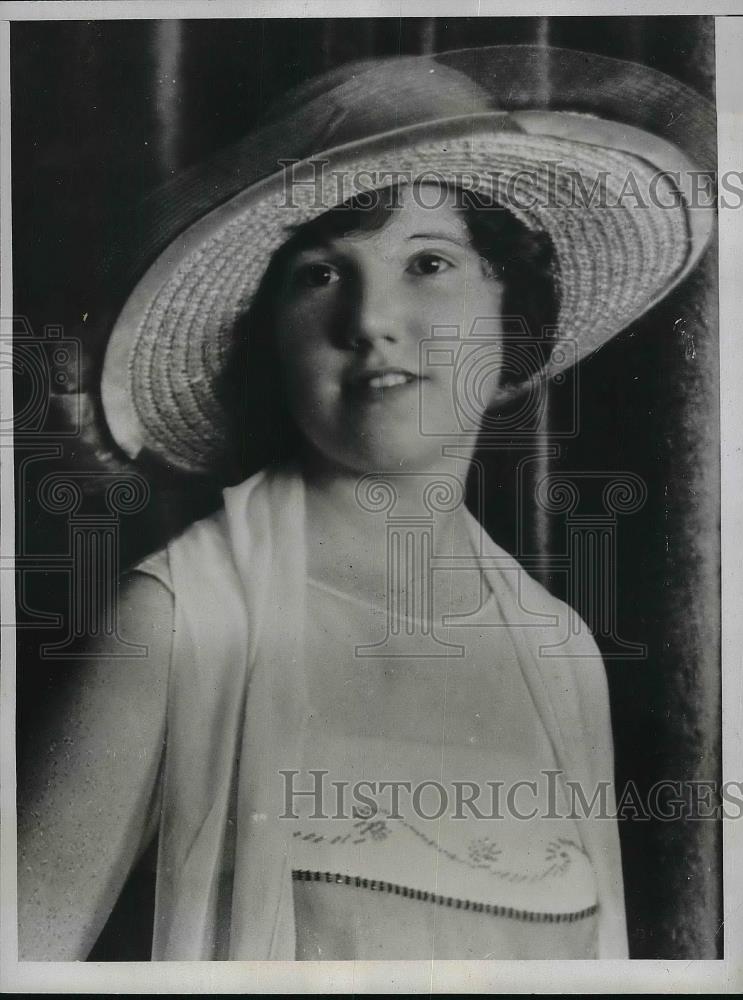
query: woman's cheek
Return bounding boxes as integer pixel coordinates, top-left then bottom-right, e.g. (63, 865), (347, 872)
(282, 343), (341, 426)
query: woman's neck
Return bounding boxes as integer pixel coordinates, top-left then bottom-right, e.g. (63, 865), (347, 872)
(299, 447), (478, 597)
(301, 448), (473, 529)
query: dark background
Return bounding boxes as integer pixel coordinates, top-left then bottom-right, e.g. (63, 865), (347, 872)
(11, 16), (720, 960)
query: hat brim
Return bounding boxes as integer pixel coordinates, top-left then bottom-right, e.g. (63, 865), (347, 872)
(102, 103), (715, 475)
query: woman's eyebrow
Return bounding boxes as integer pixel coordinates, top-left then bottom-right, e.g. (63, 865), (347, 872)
(407, 232), (467, 246)
(287, 240), (335, 257)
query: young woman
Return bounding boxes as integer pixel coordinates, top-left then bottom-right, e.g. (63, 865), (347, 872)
(17, 46), (714, 962)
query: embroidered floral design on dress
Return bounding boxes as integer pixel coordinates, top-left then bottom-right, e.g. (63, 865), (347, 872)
(291, 812), (589, 885)
(292, 815), (391, 847)
(351, 817), (390, 843)
(533, 837), (589, 880)
(467, 836), (503, 866)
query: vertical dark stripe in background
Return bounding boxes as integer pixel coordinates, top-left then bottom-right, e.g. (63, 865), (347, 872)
(11, 16), (720, 960)
(419, 18), (437, 55)
(154, 21), (183, 178)
(532, 16), (554, 577)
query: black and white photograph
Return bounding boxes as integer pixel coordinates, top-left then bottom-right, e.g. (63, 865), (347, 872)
(1, 2), (741, 993)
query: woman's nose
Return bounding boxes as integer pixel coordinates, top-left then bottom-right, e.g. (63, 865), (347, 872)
(338, 267), (401, 351)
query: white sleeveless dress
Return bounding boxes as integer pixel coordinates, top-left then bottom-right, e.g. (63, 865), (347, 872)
(287, 576), (599, 959)
(133, 465), (626, 960)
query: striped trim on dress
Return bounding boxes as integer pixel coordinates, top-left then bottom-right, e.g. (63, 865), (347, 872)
(292, 869), (598, 923)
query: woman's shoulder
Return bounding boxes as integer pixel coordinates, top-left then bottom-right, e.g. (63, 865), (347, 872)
(130, 468), (273, 589)
(473, 519), (610, 724)
(129, 500), (251, 664)
(477, 530), (618, 809)
(130, 503), (233, 592)
(132, 546), (173, 591)
(473, 519), (599, 651)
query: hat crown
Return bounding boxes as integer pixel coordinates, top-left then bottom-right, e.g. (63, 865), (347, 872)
(260, 57), (517, 153)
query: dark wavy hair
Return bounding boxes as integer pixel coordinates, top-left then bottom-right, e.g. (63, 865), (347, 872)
(220, 183), (560, 480)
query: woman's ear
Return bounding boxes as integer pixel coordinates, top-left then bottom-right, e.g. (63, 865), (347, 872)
(477, 254), (501, 280)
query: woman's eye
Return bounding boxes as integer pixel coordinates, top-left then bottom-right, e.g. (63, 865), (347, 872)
(407, 253), (453, 276)
(294, 262), (340, 288)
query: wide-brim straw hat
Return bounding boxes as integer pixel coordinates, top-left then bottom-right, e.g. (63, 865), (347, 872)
(101, 44), (716, 475)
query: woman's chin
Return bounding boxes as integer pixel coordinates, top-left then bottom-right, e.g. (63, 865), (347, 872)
(304, 438), (462, 479)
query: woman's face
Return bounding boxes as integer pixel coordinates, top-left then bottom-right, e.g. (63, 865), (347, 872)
(273, 184), (505, 475)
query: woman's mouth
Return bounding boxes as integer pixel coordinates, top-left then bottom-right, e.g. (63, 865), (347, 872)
(344, 368), (423, 401)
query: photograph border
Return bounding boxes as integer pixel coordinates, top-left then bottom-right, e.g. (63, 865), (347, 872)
(1, 2), (741, 994)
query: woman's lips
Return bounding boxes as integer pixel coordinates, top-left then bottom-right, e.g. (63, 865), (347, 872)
(343, 367), (424, 401)
(366, 371), (412, 389)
